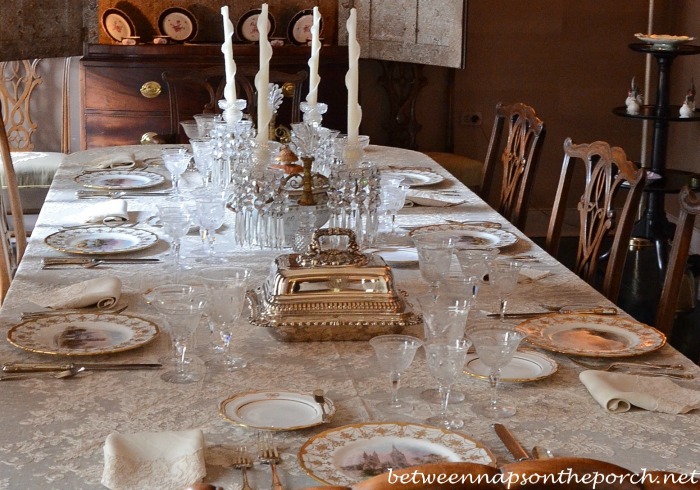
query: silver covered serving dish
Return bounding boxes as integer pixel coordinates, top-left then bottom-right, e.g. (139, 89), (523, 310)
(248, 228), (421, 341)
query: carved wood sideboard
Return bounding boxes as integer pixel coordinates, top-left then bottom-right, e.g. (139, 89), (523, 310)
(80, 43), (348, 148)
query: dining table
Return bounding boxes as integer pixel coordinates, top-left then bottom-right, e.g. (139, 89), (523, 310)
(0, 143), (699, 490)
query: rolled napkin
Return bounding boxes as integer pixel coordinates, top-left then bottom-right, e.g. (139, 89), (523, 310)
(102, 429), (206, 490)
(579, 370), (700, 414)
(404, 189), (466, 207)
(65, 199), (129, 226)
(86, 152), (137, 171)
(36, 277), (122, 310)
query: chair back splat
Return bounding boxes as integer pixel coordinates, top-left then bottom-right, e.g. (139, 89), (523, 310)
(546, 138), (645, 303)
(480, 101), (545, 230)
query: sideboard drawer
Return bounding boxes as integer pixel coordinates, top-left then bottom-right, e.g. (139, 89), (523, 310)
(84, 113), (171, 148)
(83, 66), (170, 111)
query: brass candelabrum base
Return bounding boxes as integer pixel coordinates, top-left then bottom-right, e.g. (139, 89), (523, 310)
(298, 156), (316, 206)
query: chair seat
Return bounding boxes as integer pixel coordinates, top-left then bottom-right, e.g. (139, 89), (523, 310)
(1, 151), (63, 188)
(423, 151), (482, 188)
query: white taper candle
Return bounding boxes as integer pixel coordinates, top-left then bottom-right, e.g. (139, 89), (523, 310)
(255, 3), (272, 143)
(306, 7), (322, 105)
(220, 6), (237, 102)
(345, 8), (362, 145)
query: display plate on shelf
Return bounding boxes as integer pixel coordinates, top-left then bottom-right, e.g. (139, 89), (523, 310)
(380, 168), (444, 187)
(7, 313), (159, 356)
(219, 390), (335, 430)
(45, 227), (159, 255)
(158, 7), (198, 42)
(237, 9), (276, 42)
(287, 9), (323, 45)
(299, 422), (495, 486)
(101, 8), (136, 42)
(464, 349), (558, 382)
(409, 223), (519, 249)
(634, 33), (695, 50)
(75, 170), (165, 190)
(519, 313), (666, 357)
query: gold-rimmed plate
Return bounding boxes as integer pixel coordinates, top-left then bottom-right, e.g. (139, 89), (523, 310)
(75, 170), (165, 190)
(519, 313), (666, 357)
(464, 349), (558, 382)
(299, 422), (495, 486)
(381, 168), (444, 187)
(219, 390), (335, 430)
(45, 227), (159, 255)
(7, 313), (159, 356)
(409, 223), (519, 249)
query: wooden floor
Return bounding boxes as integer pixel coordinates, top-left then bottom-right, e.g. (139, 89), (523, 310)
(532, 236), (700, 364)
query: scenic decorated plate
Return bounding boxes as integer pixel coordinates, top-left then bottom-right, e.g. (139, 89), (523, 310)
(75, 170), (165, 190)
(7, 313), (159, 356)
(299, 422), (494, 485)
(45, 226), (159, 255)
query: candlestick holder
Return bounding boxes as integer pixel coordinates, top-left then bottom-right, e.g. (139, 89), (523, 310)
(300, 101), (328, 128)
(218, 98), (247, 124)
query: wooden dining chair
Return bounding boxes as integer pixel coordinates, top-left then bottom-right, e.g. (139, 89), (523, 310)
(655, 186), (700, 336)
(479, 101), (545, 230)
(0, 100), (26, 265)
(0, 183), (14, 304)
(161, 65), (307, 143)
(545, 138), (645, 303)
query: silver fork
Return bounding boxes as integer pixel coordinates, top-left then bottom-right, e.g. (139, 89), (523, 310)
(257, 432), (283, 490)
(567, 356), (692, 379)
(232, 446), (253, 490)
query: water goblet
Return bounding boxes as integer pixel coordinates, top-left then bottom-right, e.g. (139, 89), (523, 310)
(369, 334), (423, 411)
(161, 147), (191, 195)
(198, 267), (251, 370)
(425, 338), (472, 429)
(194, 192), (227, 262)
(468, 324), (527, 419)
(189, 137), (214, 185)
(193, 113), (219, 137)
(156, 203), (192, 280)
(455, 247), (500, 303)
(149, 284), (206, 384)
(487, 258), (523, 320)
(179, 120), (200, 139)
(378, 184), (408, 233)
(412, 234), (457, 293)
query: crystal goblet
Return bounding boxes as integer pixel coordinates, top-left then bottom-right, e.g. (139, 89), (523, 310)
(378, 184), (408, 233)
(156, 202), (191, 280)
(425, 338), (472, 429)
(468, 324), (527, 419)
(487, 258), (523, 320)
(369, 334), (423, 411)
(193, 113), (219, 138)
(198, 267), (251, 370)
(455, 247), (500, 303)
(412, 234), (457, 293)
(149, 284), (206, 384)
(189, 137), (214, 185)
(194, 191), (227, 262)
(161, 147), (191, 195)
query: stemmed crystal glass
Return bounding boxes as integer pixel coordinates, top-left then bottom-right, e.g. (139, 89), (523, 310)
(161, 147), (191, 195)
(156, 202), (191, 279)
(425, 338), (472, 429)
(369, 334), (423, 411)
(378, 184), (408, 233)
(189, 137), (214, 185)
(198, 267), (251, 370)
(468, 324), (527, 419)
(149, 284), (206, 384)
(487, 258), (523, 320)
(193, 188), (227, 262)
(455, 247), (499, 303)
(413, 234), (457, 293)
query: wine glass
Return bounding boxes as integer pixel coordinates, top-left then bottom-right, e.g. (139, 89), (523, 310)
(161, 147), (191, 195)
(369, 334), (423, 411)
(156, 202), (191, 280)
(189, 137), (214, 185)
(487, 258), (523, 320)
(425, 338), (471, 429)
(412, 234), (457, 293)
(455, 247), (499, 303)
(378, 184), (408, 233)
(468, 324), (527, 419)
(149, 284), (206, 384)
(194, 191), (227, 262)
(193, 113), (219, 138)
(198, 267), (251, 370)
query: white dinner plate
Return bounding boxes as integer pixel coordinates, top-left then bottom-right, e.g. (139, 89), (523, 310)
(464, 349), (558, 382)
(409, 223), (519, 249)
(219, 390), (335, 430)
(7, 313), (159, 356)
(519, 313), (666, 357)
(45, 226), (159, 255)
(366, 246), (418, 265)
(299, 422), (495, 486)
(381, 168), (444, 187)
(75, 170), (165, 190)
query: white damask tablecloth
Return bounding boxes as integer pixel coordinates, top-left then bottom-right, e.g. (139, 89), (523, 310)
(0, 145), (699, 489)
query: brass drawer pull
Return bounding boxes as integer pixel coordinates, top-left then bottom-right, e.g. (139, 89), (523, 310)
(141, 132), (166, 144)
(140, 81), (162, 98)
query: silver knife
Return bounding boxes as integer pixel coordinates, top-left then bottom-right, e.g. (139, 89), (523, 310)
(493, 423), (530, 461)
(488, 307), (618, 318)
(2, 362), (162, 373)
(42, 257), (161, 265)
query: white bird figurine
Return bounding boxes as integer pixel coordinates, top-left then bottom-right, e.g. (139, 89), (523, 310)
(679, 78), (696, 118)
(626, 76), (643, 115)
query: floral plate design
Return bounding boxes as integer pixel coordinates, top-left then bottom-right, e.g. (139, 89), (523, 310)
(299, 422), (494, 486)
(519, 313), (666, 357)
(7, 313), (159, 356)
(237, 9), (276, 42)
(158, 7), (198, 42)
(287, 9), (323, 45)
(75, 170), (165, 190)
(45, 227), (159, 255)
(101, 8), (136, 42)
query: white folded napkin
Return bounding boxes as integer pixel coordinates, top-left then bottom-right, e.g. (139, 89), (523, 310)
(518, 268), (552, 283)
(579, 370), (700, 414)
(102, 429), (206, 490)
(65, 200), (129, 226)
(404, 189), (466, 207)
(36, 277), (122, 310)
(87, 152), (137, 171)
